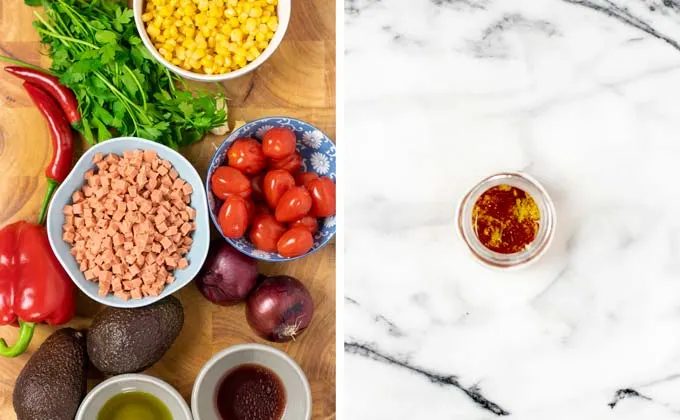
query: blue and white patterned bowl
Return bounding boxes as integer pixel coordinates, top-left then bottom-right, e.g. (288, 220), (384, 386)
(207, 117), (336, 261)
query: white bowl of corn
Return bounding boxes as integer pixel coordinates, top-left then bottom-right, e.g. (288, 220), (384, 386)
(133, 0), (290, 81)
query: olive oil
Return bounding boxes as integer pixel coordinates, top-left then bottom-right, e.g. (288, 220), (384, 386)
(98, 391), (172, 420)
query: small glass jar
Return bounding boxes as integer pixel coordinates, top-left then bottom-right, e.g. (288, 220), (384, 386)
(457, 172), (556, 269)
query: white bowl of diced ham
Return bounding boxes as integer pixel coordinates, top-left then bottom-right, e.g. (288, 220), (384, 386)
(47, 137), (210, 308)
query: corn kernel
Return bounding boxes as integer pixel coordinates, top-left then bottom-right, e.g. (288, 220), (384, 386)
(142, 12), (154, 22)
(244, 17), (257, 33)
(233, 54), (246, 66)
(230, 28), (243, 42)
(249, 7), (262, 17)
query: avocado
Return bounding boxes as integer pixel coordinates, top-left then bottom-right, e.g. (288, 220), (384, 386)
(13, 328), (88, 420)
(87, 295), (184, 375)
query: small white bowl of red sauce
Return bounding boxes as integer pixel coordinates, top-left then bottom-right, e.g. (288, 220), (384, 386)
(191, 343), (311, 420)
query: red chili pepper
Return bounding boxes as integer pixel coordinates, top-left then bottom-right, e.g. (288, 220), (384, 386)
(5, 66), (81, 125)
(0, 221), (76, 357)
(23, 82), (74, 225)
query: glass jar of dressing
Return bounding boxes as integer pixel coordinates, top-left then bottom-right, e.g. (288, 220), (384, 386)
(457, 172), (556, 269)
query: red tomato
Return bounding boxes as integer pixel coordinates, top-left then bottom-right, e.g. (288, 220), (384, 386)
(227, 138), (266, 175)
(211, 166), (251, 199)
(269, 151), (303, 173)
(218, 196), (249, 238)
(249, 214), (287, 252)
(291, 216), (318, 233)
(262, 127), (296, 159)
(275, 187), (312, 222)
(263, 169), (295, 209)
(277, 227), (314, 258)
(307, 177), (336, 217)
(250, 174), (265, 200)
(295, 171), (319, 187)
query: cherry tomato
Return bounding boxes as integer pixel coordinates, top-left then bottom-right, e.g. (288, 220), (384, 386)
(277, 227), (314, 258)
(227, 138), (266, 175)
(291, 216), (319, 233)
(263, 169), (295, 209)
(295, 171), (319, 187)
(262, 127), (296, 159)
(218, 196), (249, 238)
(249, 214), (287, 252)
(269, 151), (303, 173)
(307, 177), (336, 217)
(250, 174), (265, 200)
(211, 166), (251, 199)
(275, 187), (312, 222)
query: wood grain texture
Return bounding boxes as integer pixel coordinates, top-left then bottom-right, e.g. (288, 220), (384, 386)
(0, 0), (336, 418)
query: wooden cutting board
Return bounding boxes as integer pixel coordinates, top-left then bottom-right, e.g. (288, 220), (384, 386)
(0, 0), (336, 418)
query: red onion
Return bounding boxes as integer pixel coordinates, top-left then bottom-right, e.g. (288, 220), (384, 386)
(246, 276), (314, 342)
(195, 240), (259, 305)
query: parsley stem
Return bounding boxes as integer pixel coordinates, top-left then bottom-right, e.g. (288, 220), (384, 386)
(56, 0), (92, 37)
(164, 67), (176, 94)
(124, 65), (147, 109)
(94, 73), (145, 115)
(50, 7), (75, 39)
(93, 72), (141, 130)
(37, 28), (96, 49)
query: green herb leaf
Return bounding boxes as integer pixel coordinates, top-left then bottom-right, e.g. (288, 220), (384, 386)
(24, 0), (42, 6)
(178, 103), (194, 117)
(100, 44), (117, 64)
(95, 30), (117, 44)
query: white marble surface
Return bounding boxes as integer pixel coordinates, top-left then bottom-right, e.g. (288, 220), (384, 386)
(344, 0), (680, 418)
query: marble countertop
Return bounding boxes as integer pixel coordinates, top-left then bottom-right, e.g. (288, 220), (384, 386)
(344, 0), (680, 418)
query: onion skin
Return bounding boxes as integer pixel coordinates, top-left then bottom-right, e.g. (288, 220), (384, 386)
(195, 240), (259, 305)
(246, 276), (314, 342)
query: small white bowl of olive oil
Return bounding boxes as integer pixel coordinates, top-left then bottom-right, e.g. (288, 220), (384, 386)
(75, 374), (192, 420)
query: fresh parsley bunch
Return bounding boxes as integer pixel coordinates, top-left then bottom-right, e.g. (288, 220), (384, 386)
(25, 0), (228, 148)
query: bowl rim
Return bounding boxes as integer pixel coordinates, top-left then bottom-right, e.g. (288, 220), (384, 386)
(46, 136), (210, 308)
(205, 116), (336, 262)
(75, 373), (192, 420)
(132, 0), (291, 82)
(191, 343), (312, 420)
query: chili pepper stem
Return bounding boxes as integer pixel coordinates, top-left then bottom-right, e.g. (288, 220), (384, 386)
(0, 55), (48, 73)
(38, 178), (59, 226)
(0, 321), (36, 358)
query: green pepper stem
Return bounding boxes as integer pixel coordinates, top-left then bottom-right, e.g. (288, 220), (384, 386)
(0, 54), (48, 73)
(0, 321), (36, 358)
(38, 178), (59, 226)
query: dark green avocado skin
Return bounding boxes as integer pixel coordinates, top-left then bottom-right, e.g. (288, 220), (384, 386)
(13, 328), (88, 420)
(87, 295), (184, 375)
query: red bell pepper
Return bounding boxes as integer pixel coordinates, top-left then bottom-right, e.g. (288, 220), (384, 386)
(0, 221), (76, 357)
